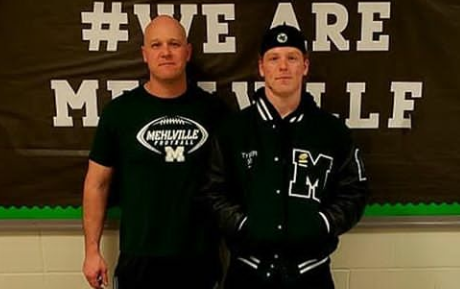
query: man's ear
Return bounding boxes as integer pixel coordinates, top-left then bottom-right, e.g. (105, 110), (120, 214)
(258, 57), (264, 77)
(186, 43), (192, 62)
(141, 46), (147, 63)
(303, 56), (310, 76)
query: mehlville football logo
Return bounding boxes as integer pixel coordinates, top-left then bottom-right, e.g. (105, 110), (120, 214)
(136, 116), (209, 162)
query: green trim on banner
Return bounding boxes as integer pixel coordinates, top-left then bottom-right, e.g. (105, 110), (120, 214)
(0, 204), (460, 219)
(364, 203), (460, 216)
(0, 206), (121, 220)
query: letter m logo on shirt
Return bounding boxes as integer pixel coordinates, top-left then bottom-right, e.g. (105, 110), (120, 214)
(165, 146), (185, 162)
(288, 148), (333, 202)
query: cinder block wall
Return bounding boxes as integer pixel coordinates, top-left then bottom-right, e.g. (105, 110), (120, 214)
(1, 222), (459, 289)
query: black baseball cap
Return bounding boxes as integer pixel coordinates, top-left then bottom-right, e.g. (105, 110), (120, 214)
(260, 24), (307, 56)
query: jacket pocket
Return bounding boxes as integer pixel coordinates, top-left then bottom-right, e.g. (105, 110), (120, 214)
(286, 210), (331, 250)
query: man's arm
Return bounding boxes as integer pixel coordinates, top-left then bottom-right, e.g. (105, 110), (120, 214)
(82, 160), (113, 289)
(199, 137), (247, 242)
(323, 145), (369, 236)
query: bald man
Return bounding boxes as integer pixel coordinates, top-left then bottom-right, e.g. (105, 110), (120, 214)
(83, 15), (225, 289)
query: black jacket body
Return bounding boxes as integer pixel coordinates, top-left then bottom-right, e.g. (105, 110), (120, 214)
(200, 87), (369, 273)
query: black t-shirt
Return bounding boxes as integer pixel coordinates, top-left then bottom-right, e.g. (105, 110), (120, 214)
(90, 85), (225, 257)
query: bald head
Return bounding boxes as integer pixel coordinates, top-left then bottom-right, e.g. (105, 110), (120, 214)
(141, 15), (192, 96)
(143, 15), (188, 46)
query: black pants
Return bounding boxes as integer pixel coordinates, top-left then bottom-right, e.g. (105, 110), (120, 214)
(224, 256), (335, 289)
(114, 254), (220, 289)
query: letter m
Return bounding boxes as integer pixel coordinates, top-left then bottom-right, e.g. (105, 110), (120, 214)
(52, 80), (99, 127)
(164, 146), (185, 162)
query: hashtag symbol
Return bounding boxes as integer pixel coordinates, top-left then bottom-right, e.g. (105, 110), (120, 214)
(81, 2), (128, 51)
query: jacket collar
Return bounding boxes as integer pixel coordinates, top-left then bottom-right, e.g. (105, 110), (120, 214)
(253, 87), (316, 123)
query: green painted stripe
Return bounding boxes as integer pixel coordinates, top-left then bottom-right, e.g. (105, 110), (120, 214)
(1, 203), (460, 219)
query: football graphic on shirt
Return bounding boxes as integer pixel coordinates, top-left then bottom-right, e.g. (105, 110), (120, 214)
(136, 116), (209, 162)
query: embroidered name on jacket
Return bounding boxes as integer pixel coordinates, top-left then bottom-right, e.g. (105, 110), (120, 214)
(288, 148), (333, 202)
(241, 150), (258, 169)
(136, 116), (209, 162)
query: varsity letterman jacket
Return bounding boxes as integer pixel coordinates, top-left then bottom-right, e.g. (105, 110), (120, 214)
(201, 87), (369, 276)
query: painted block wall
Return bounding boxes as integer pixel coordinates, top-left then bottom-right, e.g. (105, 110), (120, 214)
(1, 225), (459, 289)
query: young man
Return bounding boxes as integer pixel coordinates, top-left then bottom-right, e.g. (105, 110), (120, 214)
(201, 24), (369, 289)
(82, 15), (224, 289)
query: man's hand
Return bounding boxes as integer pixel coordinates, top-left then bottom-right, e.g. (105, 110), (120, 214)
(83, 252), (108, 288)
